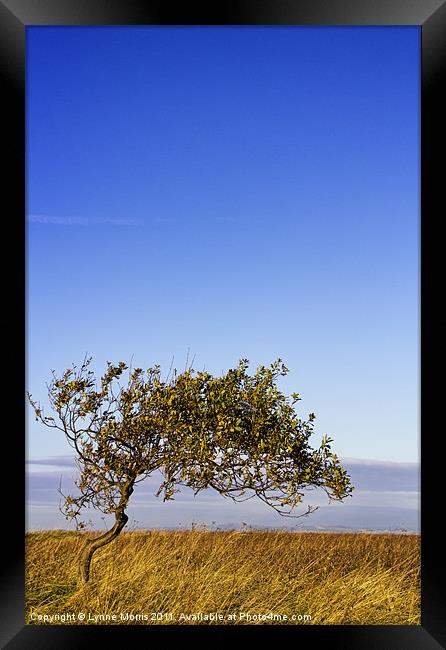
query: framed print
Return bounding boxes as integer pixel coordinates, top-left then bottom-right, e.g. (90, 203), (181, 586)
(1, 1), (445, 647)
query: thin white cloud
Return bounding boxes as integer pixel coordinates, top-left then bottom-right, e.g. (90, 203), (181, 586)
(27, 454), (419, 470)
(341, 457), (419, 468)
(28, 214), (240, 227)
(26, 455), (76, 469)
(28, 214), (141, 226)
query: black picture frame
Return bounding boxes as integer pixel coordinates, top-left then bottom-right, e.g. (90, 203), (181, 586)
(1, 1), (445, 647)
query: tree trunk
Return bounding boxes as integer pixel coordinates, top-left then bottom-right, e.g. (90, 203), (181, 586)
(78, 478), (135, 585)
(78, 512), (129, 585)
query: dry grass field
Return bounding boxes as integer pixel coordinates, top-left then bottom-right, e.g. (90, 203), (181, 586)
(26, 529), (420, 625)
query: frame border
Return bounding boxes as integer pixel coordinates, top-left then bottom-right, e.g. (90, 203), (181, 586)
(1, 1), (445, 647)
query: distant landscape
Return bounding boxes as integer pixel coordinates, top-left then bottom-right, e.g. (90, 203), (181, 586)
(26, 455), (420, 533)
(26, 529), (420, 625)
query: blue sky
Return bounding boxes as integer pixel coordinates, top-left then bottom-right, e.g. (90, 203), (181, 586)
(26, 23), (419, 508)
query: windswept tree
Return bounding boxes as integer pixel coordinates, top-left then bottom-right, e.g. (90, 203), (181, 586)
(28, 357), (353, 584)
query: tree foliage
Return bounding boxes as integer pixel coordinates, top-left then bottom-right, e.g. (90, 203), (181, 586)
(28, 356), (353, 525)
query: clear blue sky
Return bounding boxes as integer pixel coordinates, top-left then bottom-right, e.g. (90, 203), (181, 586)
(26, 26), (420, 464)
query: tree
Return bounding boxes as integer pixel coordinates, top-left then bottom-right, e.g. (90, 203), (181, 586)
(28, 356), (353, 585)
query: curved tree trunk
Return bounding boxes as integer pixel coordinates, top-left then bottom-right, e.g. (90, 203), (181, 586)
(78, 512), (128, 585)
(78, 479), (134, 585)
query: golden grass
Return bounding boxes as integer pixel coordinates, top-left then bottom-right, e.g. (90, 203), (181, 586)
(26, 529), (420, 625)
